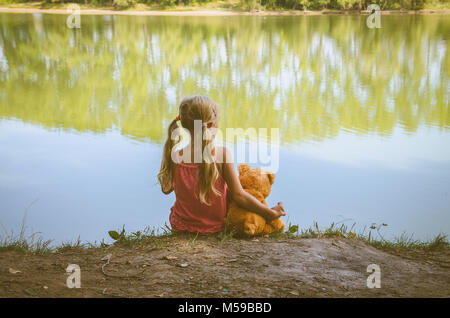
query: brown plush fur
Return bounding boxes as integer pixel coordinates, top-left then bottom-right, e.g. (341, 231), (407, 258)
(225, 164), (285, 236)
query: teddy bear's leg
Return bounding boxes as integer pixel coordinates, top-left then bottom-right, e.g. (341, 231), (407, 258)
(243, 222), (257, 236)
(244, 212), (269, 236)
(269, 218), (285, 232)
(262, 223), (274, 235)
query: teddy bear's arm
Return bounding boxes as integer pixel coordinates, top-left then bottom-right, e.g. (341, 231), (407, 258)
(243, 188), (265, 203)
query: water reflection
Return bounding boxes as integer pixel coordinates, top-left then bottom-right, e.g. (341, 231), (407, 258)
(0, 14), (448, 144)
(0, 14), (449, 244)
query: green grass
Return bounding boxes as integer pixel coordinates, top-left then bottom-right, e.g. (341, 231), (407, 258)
(0, 232), (53, 254)
(1, 212), (448, 255)
(273, 221), (449, 252)
(105, 220), (449, 253)
(0, 199), (53, 254)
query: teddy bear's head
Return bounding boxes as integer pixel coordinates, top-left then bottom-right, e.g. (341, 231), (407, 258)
(238, 164), (275, 198)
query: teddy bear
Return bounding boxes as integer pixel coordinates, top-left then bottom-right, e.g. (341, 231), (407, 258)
(225, 164), (285, 236)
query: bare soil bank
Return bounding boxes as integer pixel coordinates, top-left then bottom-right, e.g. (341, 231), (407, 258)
(0, 7), (449, 16)
(1, 236), (449, 297)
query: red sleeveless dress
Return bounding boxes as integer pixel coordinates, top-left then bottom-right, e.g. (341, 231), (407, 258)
(169, 162), (228, 234)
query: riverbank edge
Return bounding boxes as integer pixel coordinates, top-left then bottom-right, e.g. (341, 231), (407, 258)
(1, 221), (448, 256)
(1, 6), (450, 16)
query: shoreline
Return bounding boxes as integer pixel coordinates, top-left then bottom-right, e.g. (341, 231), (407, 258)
(1, 6), (450, 16)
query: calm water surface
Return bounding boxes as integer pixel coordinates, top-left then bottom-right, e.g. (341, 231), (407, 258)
(0, 13), (449, 244)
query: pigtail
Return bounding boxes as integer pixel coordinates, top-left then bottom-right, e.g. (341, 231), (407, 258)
(198, 125), (221, 205)
(157, 119), (180, 194)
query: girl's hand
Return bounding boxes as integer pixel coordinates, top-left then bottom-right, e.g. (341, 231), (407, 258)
(269, 202), (286, 219)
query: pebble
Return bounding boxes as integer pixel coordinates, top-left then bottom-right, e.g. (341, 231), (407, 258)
(8, 268), (21, 274)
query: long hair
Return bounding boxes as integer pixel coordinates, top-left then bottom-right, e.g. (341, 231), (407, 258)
(157, 96), (221, 205)
(157, 118), (180, 195)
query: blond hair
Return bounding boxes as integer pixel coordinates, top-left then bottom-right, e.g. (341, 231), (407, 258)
(157, 96), (222, 205)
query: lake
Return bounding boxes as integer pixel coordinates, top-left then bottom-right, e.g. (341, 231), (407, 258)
(0, 13), (449, 245)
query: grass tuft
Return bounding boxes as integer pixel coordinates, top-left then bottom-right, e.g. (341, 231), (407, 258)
(0, 199), (53, 254)
(270, 221), (449, 252)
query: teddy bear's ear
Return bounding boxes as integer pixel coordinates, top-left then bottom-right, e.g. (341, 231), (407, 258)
(238, 164), (251, 175)
(267, 172), (275, 185)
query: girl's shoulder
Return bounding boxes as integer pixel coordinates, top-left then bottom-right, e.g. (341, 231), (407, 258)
(214, 146), (233, 164)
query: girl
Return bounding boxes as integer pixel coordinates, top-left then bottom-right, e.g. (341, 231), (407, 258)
(157, 95), (286, 234)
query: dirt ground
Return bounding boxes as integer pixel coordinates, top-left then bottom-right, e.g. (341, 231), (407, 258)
(0, 235), (449, 297)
